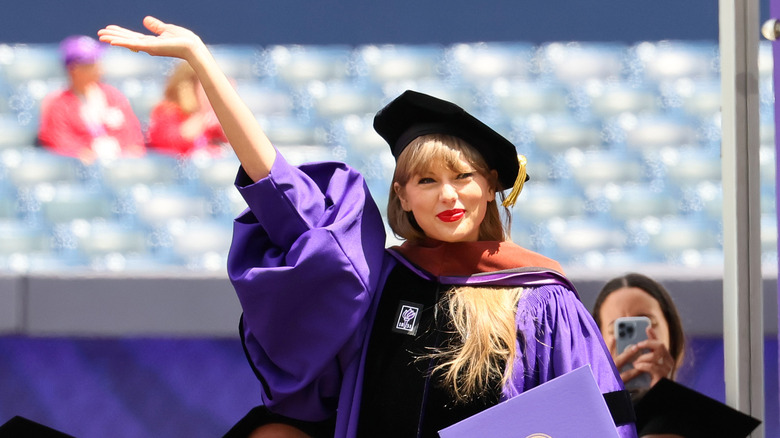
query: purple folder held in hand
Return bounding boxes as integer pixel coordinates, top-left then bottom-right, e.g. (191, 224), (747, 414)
(438, 365), (619, 438)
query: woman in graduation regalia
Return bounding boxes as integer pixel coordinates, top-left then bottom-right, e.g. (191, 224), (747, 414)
(99, 17), (637, 438)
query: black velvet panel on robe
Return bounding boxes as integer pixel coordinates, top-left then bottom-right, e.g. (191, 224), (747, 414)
(357, 264), (501, 437)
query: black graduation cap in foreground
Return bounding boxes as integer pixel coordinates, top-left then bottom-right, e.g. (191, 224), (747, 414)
(373, 90), (524, 192)
(0, 416), (76, 438)
(635, 378), (761, 438)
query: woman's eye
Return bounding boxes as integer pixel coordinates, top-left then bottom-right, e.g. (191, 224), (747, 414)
(417, 177), (435, 184)
(457, 172), (474, 180)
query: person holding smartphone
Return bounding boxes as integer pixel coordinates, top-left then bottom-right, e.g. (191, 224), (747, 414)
(592, 273), (685, 394)
(592, 275), (761, 438)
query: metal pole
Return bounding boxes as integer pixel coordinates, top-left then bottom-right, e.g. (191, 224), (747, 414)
(719, 0), (765, 436)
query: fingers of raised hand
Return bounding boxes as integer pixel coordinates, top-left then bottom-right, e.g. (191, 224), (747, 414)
(98, 25), (146, 40)
(97, 27), (147, 52)
(143, 16), (167, 34)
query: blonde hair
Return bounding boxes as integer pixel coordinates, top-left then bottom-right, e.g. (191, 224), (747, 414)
(164, 62), (200, 114)
(387, 133), (521, 400)
(387, 133), (510, 243)
(429, 286), (524, 401)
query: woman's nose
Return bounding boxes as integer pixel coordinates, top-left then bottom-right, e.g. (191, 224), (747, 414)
(439, 183), (457, 201)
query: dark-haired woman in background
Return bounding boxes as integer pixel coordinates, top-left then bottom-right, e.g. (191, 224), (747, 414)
(593, 272), (686, 392)
(593, 273), (761, 438)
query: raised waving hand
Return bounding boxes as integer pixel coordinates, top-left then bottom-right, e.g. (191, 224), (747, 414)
(98, 16), (276, 181)
(98, 16), (204, 60)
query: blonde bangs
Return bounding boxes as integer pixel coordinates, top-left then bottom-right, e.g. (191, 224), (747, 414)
(394, 134), (489, 185)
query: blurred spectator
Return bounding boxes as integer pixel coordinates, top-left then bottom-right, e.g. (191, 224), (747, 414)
(592, 273), (686, 393)
(38, 35), (145, 163)
(147, 61), (227, 157)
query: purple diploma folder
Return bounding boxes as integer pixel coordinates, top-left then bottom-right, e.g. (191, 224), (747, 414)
(438, 365), (619, 438)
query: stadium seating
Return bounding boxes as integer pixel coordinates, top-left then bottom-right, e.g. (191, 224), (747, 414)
(0, 40), (775, 272)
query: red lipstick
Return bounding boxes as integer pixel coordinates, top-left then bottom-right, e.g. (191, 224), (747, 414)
(437, 209), (465, 222)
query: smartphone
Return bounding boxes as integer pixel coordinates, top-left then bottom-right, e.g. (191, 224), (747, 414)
(614, 316), (652, 392)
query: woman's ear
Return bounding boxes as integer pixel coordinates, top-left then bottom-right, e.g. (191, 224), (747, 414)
(393, 182), (410, 211)
(489, 169), (498, 199)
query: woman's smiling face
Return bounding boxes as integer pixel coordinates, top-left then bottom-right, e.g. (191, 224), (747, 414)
(394, 155), (495, 243)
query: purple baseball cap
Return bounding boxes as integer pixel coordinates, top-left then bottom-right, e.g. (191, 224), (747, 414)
(59, 35), (105, 66)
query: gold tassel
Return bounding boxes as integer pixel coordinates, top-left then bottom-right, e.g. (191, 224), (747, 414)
(502, 155), (527, 208)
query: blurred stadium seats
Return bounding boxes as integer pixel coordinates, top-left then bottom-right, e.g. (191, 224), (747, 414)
(0, 40), (775, 272)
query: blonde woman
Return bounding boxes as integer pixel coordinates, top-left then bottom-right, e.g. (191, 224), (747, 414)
(99, 17), (637, 438)
(147, 61), (226, 156)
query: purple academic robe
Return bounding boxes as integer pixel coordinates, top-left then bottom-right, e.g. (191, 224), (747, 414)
(227, 152), (638, 438)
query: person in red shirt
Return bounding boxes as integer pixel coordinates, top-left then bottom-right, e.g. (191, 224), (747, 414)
(38, 35), (145, 163)
(147, 61), (226, 157)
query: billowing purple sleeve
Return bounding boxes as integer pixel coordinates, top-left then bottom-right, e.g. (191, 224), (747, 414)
(513, 285), (638, 438)
(227, 153), (387, 421)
